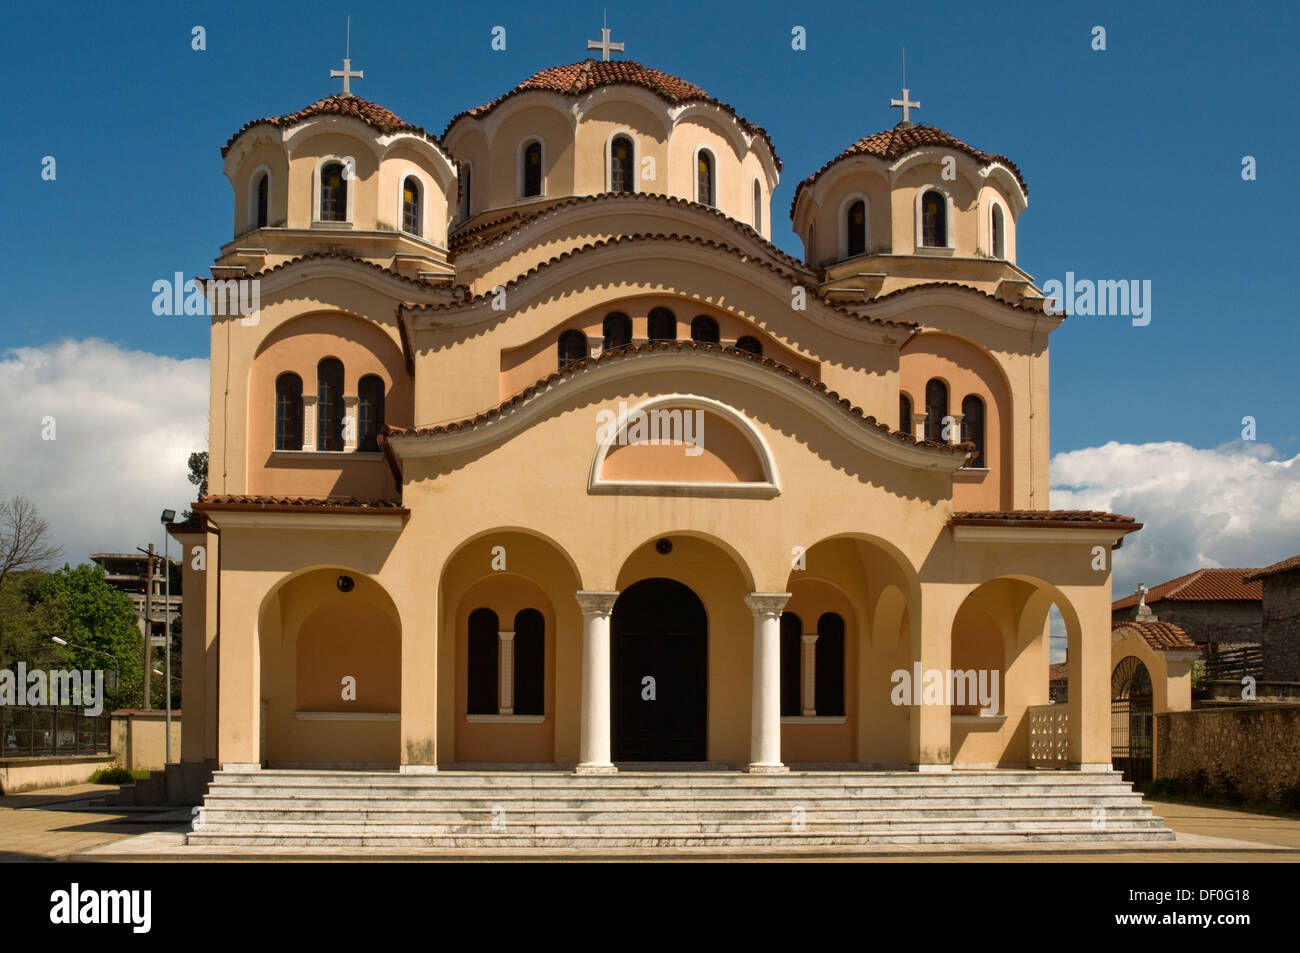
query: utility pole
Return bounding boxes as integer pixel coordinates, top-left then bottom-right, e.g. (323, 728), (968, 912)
(141, 544), (154, 710)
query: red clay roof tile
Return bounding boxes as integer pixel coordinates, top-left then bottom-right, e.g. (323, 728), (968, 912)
(1113, 620), (1200, 653)
(950, 510), (1140, 529)
(1244, 554), (1300, 583)
(1112, 569), (1263, 610)
(222, 96), (445, 158)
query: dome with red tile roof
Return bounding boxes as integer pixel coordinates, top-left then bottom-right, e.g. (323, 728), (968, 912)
(222, 95), (447, 159)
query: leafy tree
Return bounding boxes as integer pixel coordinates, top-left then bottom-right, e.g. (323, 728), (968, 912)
(183, 451), (208, 520)
(0, 493), (61, 671)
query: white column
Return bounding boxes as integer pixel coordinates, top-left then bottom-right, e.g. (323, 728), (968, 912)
(575, 590), (619, 774)
(911, 411), (928, 442)
(301, 395), (318, 452)
(745, 592), (791, 773)
(801, 633), (818, 716)
(947, 412), (965, 446)
(342, 395), (359, 451)
(498, 630), (515, 715)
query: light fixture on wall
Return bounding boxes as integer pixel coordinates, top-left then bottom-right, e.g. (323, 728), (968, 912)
(336, 574), (355, 592)
(655, 538), (673, 555)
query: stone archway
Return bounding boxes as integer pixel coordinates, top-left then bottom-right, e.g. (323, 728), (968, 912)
(610, 578), (708, 761)
(1111, 655), (1153, 785)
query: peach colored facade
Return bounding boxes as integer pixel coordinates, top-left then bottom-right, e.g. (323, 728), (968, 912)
(177, 60), (1140, 781)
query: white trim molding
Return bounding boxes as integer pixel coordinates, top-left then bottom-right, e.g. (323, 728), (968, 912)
(398, 168), (427, 238)
(604, 129), (638, 194)
(312, 155), (356, 225)
(914, 184), (954, 253)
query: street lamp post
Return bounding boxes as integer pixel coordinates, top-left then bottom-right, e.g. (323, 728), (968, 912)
(160, 509), (176, 765)
(50, 636), (119, 693)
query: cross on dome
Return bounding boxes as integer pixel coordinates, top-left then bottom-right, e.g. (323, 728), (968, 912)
(330, 16), (364, 97)
(587, 12), (625, 61)
(889, 46), (920, 127)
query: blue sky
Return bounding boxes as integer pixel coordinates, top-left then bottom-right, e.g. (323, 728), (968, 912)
(2, 0), (1296, 459)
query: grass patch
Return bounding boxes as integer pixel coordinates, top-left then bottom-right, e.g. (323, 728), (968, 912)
(88, 766), (150, 784)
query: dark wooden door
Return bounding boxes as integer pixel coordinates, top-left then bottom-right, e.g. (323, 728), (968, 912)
(612, 578), (707, 761)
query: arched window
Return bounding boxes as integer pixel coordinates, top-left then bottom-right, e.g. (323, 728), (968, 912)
(924, 378), (948, 443)
(921, 189), (947, 247)
(558, 330), (587, 369)
(467, 608), (499, 715)
(961, 394), (986, 467)
(316, 358), (344, 451)
(846, 199), (867, 257)
(402, 176), (421, 235)
(899, 393), (913, 435)
(459, 164), (472, 221)
(647, 307), (676, 342)
(752, 179), (762, 232)
(610, 135), (634, 193)
(274, 372), (303, 451)
(991, 204), (1005, 258)
(358, 375), (385, 453)
(255, 172), (269, 229)
(735, 335), (763, 356)
(806, 223), (817, 266)
(780, 612), (803, 717)
(522, 140), (542, 197)
(513, 609), (545, 716)
(320, 162), (347, 222)
(602, 312), (631, 352)
(815, 612), (846, 717)
(691, 316), (719, 344)
(696, 150), (715, 207)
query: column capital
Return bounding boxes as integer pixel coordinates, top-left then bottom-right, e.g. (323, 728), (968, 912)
(801, 633), (819, 644)
(497, 630), (516, 642)
(575, 589), (619, 616)
(744, 592), (791, 617)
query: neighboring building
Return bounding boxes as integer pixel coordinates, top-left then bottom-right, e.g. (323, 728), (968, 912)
(1245, 554), (1300, 682)
(171, 43), (1145, 788)
(1112, 569), (1262, 646)
(89, 552), (182, 646)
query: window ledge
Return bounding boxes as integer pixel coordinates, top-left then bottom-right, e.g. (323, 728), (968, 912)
(913, 245), (955, 256)
(295, 711), (399, 722)
(270, 450), (385, 461)
(781, 715), (847, 725)
(466, 714), (546, 724)
(310, 220), (353, 229)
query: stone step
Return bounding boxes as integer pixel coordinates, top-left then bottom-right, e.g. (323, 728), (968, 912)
(210, 770), (1125, 786)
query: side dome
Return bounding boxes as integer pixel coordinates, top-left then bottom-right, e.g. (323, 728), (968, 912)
(442, 59), (780, 238)
(219, 95), (458, 278)
(791, 122), (1028, 280)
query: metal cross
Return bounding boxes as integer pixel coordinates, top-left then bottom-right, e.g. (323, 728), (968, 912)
(587, 12), (624, 61)
(330, 17), (364, 97)
(890, 46), (919, 125)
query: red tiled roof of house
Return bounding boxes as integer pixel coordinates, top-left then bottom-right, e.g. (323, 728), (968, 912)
(195, 495), (407, 514)
(791, 123), (1028, 219)
(1112, 569), (1263, 610)
(1048, 662), (1069, 683)
(222, 96), (443, 158)
(950, 510), (1141, 530)
(1244, 554), (1300, 583)
(385, 340), (966, 455)
(447, 59), (780, 169)
(1113, 620), (1200, 653)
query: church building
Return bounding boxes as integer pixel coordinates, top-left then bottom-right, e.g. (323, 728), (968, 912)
(171, 32), (1142, 794)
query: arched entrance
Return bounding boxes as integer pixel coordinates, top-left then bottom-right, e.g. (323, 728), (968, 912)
(611, 578), (707, 761)
(1112, 655), (1153, 785)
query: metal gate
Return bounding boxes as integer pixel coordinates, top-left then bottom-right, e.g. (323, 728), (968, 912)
(1111, 655), (1153, 785)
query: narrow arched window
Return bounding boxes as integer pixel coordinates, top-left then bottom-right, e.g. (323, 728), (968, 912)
(696, 150), (714, 207)
(921, 189), (947, 247)
(316, 358), (344, 450)
(691, 315), (720, 344)
(736, 335), (763, 356)
(514, 609), (545, 716)
(467, 608), (499, 715)
(358, 375), (385, 452)
(780, 612), (803, 717)
(900, 393), (913, 435)
(402, 176), (421, 235)
(924, 378), (948, 443)
(807, 223), (817, 266)
(558, 330), (587, 369)
(610, 135), (634, 193)
(274, 372), (303, 451)
(815, 613), (846, 717)
(991, 204), (1005, 258)
(961, 394), (986, 467)
(648, 307), (676, 342)
(752, 179), (762, 232)
(602, 312), (631, 352)
(522, 141), (542, 197)
(846, 199), (867, 257)
(459, 165), (472, 221)
(255, 173), (269, 229)
(320, 162), (347, 222)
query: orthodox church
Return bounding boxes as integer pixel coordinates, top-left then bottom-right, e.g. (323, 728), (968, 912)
(171, 30), (1142, 796)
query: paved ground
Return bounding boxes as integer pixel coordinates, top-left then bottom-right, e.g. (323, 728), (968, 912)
(3, 786), (1299, 861)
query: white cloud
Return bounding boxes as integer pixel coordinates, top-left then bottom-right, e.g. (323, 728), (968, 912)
(1051, 440), (1300, 598)
(0, 339), (209, 565)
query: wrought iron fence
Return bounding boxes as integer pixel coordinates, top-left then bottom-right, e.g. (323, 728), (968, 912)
(0, 706), (111, 757)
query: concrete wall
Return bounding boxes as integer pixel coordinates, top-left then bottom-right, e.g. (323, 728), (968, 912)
(1156, 704), (1300, 804)
(1261, 570), (1300, 680)
(0, 755), (116, 795)
(111, 711), (183, 772)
